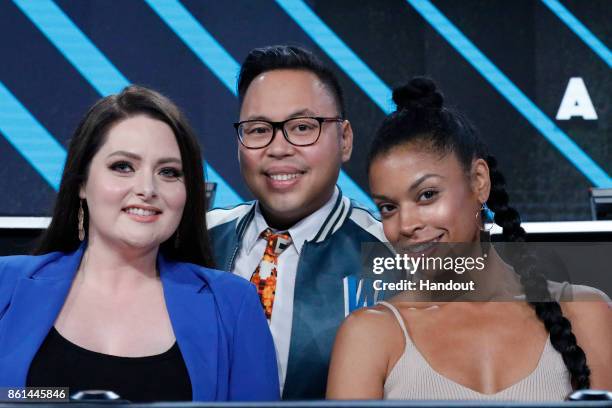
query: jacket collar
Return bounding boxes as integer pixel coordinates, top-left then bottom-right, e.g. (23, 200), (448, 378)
(158, 256), (219, 400)
(1, 244), (219, 400)
(28, 242), (85, 280)
(311, 188), (352, 243)
(0, 245), (84, 385)
(234, 186), (353, 246)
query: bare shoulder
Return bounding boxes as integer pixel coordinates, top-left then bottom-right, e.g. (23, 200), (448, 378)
(549, 280), (612, 303)
(327, 304), (405, 398)
(333, 302), (409, 372)
(557, 282), (611, 332)
(561, 295), (611, 330)
(335, 304), (402, 345)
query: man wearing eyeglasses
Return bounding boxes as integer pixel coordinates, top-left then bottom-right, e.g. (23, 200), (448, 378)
(207, 45), (386, 399)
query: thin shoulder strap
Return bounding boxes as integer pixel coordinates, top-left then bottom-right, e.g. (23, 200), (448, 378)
(378, 301), (410, 342)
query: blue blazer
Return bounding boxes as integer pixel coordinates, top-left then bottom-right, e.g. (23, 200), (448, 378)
(0, 245), (279, 401)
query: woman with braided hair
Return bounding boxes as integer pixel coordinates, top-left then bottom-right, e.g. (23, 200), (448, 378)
(326, 77), (611, 400)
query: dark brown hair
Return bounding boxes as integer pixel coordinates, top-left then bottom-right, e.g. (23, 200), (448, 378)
(368, 77), (590, 389)
(35, 85), (214, 268)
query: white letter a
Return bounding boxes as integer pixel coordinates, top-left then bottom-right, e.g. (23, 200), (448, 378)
(556, 77), (598, 120)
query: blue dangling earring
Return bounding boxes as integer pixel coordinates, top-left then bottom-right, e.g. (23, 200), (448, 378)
(479, 202), (494, 254)
(482, 202), (495, 224)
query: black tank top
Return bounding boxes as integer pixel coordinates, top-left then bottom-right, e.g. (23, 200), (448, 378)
(27, 327), (192, 402)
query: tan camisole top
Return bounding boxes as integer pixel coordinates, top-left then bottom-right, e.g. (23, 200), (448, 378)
(378, 301), (573, 401)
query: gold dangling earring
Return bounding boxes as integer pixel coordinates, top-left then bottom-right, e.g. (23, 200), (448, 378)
(475, 204), (482, 228)
(78, 199), (85, 241)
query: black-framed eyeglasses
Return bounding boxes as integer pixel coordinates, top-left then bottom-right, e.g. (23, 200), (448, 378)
(233, 116), (344, 149)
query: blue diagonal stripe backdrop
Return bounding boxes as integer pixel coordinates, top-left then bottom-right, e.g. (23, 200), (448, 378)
(145, 0), (378, 212)
(406, 0), (611, 188)
(10, 0), (243, 207)
(541, 0), (612, 68)
(1, 0), (609, 220)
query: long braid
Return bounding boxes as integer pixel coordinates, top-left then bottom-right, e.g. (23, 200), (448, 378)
(369, 76), (593, 390)
(486, 155), (591, 390)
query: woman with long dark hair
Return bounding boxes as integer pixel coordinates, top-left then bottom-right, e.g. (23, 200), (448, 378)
(0, 85), (279, 401)
(327, 78), (611, 400)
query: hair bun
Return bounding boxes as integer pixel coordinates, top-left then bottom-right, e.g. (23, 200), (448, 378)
(392, 77), (444, 111)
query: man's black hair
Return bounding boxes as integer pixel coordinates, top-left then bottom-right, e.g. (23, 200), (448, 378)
(237, 45), (345, 117)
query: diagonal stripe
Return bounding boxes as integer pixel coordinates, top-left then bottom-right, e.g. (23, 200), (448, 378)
(0, 81), (66, 190)
(274, 0), (394, 114)
(145, 0), (377, 211)
(144, 0), (240, 93)
(203, 163), (243, 211)
(337, 171), (376, 213)
(12, 0), (129, 96)
(541, 0), (612, 68)
(405, 0), (611, 188)
(277, 0), (611, 188)
(9, 0), (242, 205)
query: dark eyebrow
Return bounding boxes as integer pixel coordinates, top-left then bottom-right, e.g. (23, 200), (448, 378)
(371, 193), (390, 201)
(157, 157), (182, 166)
(107, 151), (140, 160)
(107, 151), (182, 166)
(371, 174), (442, 202)
(245, 109), (317, 122)
(287, 109), (316, 118)
(408, 174), (442, 192)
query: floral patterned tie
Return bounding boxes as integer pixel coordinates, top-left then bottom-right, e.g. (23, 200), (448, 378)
(250, 228), (292, 319)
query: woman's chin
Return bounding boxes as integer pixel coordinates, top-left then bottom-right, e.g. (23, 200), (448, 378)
(118, 235), (163, 252)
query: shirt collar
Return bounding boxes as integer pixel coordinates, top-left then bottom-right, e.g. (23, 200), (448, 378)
(244, 187), (340, 255)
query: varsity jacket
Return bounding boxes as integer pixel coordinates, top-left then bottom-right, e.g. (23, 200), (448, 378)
(207, 190), (388, 399)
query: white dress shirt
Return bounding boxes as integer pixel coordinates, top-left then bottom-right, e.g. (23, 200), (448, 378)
(232, 188), (339, 394)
